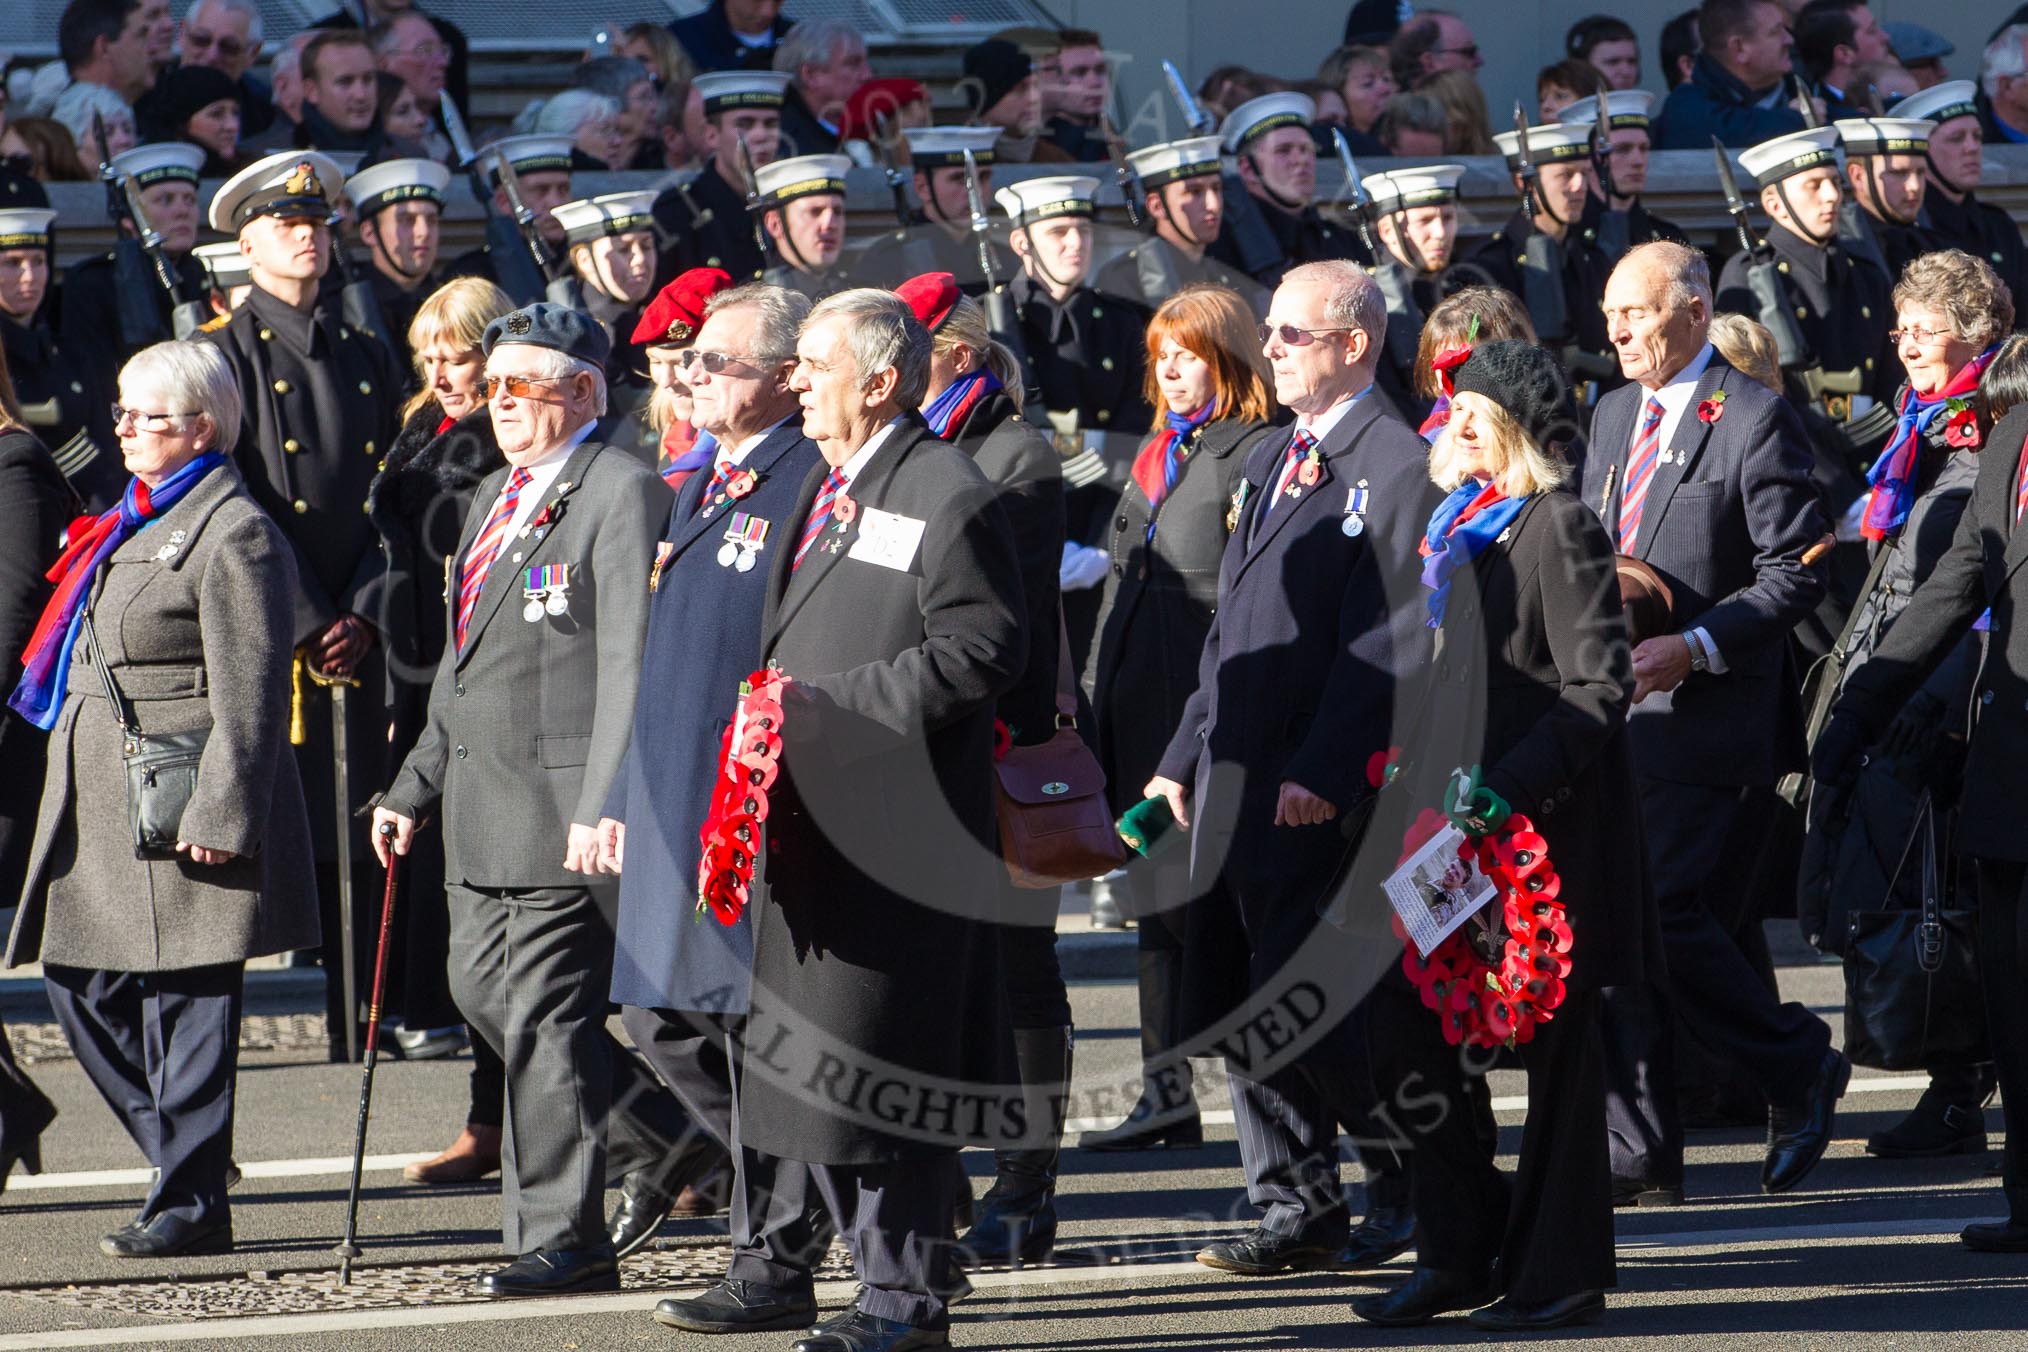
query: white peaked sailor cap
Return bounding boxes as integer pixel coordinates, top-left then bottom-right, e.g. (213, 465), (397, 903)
(551, 190), (660, 243)
(695, 70), (791, 116)
(1739, 125), (1843, 188)
(1220, 92), (1315, 153)
(752, 154), (850, 208)
(1126, 136), (1223, 189)
(1833, 116), (1936, 157)
(111, 141), (205, 187)
(193, 240), (251, 289)
(1892, 79), (1977, 126)
(1492, 121), (1595, 170)
(903, 125), (1002, 167)
(482, 134), (573, 179)
(342, 156), (451, 217)
(1362, 163), (1467, 214)
(994, 175), (1100, 225)
(208, 149), (342, 233)
(0, 207), (58, 250)
(1557, 89), (1654, 132)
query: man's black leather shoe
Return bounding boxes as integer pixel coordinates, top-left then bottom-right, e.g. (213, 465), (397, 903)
(1961, 1218), (2028, 1252)
(1611, 1176), (1684, 1207)
(1762, 1049), (1850, 1194)
(476, 1246), (620, 1297)
(608, 1175), (676, 1259)
(1335, 1205), (1415, 1269)
(653, 1278), (818, 1332)
(1467, 1290), (1606, 1331)
(1350, 1266), (1499, 1327)
(792, 1309), (949, 1351)
(1196, 1224), (1345, 1275)
(100, 1212), (233, 1258)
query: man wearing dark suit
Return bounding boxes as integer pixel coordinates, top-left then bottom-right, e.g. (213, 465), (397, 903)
(736, 289), (1026, 1351)
(670, 0), (794, 73)
(595, 282), (840, 1330)
(770, 19), (865, 157)
(652, 71), (790, 291)
(1582, 241), (1845, 1204)
(1144, 259), (1438, 1278)
(1815, 402), (2028, 1253)
(374, 303), (672, 1296)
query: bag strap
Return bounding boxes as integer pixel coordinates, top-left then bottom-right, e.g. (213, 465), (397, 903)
(1053, 604), (1077, 724)
(79, 607), (138, 735)
(1915, 792), (1946, 974)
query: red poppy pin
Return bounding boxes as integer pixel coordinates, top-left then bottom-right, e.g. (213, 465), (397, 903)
(1943, 398), (1982, 449)
(725, 468), (757, 499)
(1430, 345), (1472, 396)
(1696, 389), (1727, 424)
(833, 494), (858, 525)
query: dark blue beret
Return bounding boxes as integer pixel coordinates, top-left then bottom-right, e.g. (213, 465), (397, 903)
(482, 302), (612, 368)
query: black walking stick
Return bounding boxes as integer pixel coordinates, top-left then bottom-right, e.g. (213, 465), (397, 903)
(335, 821), (401, 1285)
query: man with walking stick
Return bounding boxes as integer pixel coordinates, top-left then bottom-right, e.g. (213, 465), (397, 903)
(373, 303), (670, 1296)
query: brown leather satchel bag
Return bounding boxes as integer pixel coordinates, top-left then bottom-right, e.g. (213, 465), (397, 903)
(993, 613), (1127, 889)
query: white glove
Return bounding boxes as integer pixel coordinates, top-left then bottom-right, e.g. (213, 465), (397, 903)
(1836, 496), (1868, 544)
(1059, 542), (1111, 591)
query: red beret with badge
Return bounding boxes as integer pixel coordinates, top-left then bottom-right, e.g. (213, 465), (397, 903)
(633, 267), (735, 348)
(896, 271), (960, 335)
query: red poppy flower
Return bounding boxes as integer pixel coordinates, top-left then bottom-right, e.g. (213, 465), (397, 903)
(726, 469), (758, 499)
(992, 719), (1013, 762)
(1944, 407), (1982, 449)
(833, 494), (858, 525)
(1366, 745), (1403, 789)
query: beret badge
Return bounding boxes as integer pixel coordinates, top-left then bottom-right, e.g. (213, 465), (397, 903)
(506, 313), (533, 336)
(666, 319), (694, 342)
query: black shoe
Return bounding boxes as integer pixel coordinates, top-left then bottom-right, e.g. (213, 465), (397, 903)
(608, 1174), (676, 1259)
(1866, 1096), (1985, 1159)
(1961, 1219), (2028, 1253)
(1350, 1266), (1498, 1327)
(1079, 1100), (1203, 1152)
(1336, 1205), (1415, 1270)
(653, 1278), (818, 1332)
(1197, 1224), (1346, 1276)
(1763, 1049), (1850, 1194)
(476, 1246), (620, 1297)
(1468, 1290), (1606, 1331)
(792, 1309), (949, 1351)
(100, 1212), (233, 1258)
(1611, 1176), (1684, 1207)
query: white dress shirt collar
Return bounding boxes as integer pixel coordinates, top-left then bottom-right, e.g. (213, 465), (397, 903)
(1641, 342), (1717, 451)
(1295, 383), (1371, 443)
(837, 417), (905, 489)
(497, 419), (595, 543)
(722, 413), (798, 468)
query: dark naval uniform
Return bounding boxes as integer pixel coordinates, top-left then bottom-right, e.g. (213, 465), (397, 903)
(653, 165), (764, 289)
(60, 248), (214, 461)
(1924, 188), (2028, 314)
(1716, 223), (1897, 430)
(3, 310), (114, 511)
(1468, 208), (1619, 398)
(1209, 197), (1368, 287)
(759, 262), (851, 305)
(364, 263), (443, 389)
(1095, 235), (1271, 316)
(1844, 205), (1941, 287)
(853, 215), (1014, 297)
(1624, 199), (1691, 247)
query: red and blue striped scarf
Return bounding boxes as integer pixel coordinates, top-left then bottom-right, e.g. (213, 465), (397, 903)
(1862, 346), (1996, 541)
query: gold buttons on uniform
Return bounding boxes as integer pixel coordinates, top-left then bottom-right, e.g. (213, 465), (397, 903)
(1795, 307), (1807, 319)
(364, 440), (375, 455)
(283, 437), (301, 453)
(1860, 306), (1871, 319)
(1101, 357), (1114, 371)
(1092, 306), (1103, 318)
(1777, 260), (1790, 273)
(259, 327), (273, 340)
(292, 499), (308, 514)
(69, 381), (83, 393)
(359, 381), (372, 395)
(339, 328), (350, 340)
(273, 378), (291, 393)
(1097, 409), (1111, 423)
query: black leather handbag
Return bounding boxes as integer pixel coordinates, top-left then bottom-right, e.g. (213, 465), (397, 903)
(82, 609), (209, 860)
(1842, 792), (1988, 1071)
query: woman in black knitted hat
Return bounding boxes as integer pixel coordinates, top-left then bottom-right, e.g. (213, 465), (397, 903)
(137, 65), (246, 177)
(1352, 339), (1655, 1333)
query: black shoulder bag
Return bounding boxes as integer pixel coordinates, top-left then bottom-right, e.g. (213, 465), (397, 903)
(81, 608), (209, 860)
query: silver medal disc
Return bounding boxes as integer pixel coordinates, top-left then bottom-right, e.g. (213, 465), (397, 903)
(734, 547), (756, 573)
(522, 598), (544, 622)
(545, 589), (568, 616)
(717, 541), (739, 567)
(1341, 513), (1364, 537)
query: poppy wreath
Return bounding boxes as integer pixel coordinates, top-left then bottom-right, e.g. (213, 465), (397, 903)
(1391, 768), (1572, 1049)
(696, 667), (791, 925)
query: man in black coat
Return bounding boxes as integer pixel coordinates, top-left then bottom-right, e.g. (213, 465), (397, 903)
(1814, 402), (2028, 1253)
(1836, 115), (1945, 287)
(1208, 92), (1368, 288)
(1899, 81), (2028, 312)
(341, 157), (451, 386)
(669, 0), (793, 73)
(652, 71), (791, 290)
(1145, 259), (1437, 1278)
(1583, 241), (1844, 1203)
(770, 19), (866, 157)
(1651, 0), (1809, 149)
(737, 289), (1025, 1351)
(1095, 137), (1269, 317)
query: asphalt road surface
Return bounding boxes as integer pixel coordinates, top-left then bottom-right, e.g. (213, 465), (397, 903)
(0, 947), (2018, 1351)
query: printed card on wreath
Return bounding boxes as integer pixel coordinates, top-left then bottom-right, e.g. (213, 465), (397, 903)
(1383, 822), (1499, 958)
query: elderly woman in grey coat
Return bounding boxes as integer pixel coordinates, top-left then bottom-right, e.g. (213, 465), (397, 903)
(6, 341), (317, 1259)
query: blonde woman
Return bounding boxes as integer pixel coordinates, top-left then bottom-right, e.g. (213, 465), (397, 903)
(1354, 340), (1648, 1332)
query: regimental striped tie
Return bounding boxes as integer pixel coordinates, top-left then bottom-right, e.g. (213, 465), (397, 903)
(1616, 396), (1667, 551)
(2016, 434), (2028, 524)
(1266, 429), (1318, 516)
(693, 458), (734, 515)
(455, 466), (531, 652)
(793, 468), (847, 572)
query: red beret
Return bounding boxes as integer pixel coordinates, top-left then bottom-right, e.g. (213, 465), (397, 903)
(896, 272), (959, 334)
(633, 267), (734, 348)
(839, 78), (930, 144)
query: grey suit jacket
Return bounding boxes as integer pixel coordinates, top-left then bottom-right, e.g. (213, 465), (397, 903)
(383, 436), (671, 888)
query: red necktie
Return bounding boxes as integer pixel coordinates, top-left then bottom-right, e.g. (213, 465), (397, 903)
(1266, 429), (1317, 515)
(793, 468), (847, 572)
(2015, 432), (2028, 524)
(455, 466), (531, 651)
(1617, 397), (1666, 551)
(693, 458), (735, 516)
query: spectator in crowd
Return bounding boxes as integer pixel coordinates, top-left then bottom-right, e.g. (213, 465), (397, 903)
(1796, 1), (1892, 119)
(1196, 65), (1273, 123)
(1653, 0), (1807, 149)
(1376, 90), (1447, 157)
(1298, 79), (1352, 133)
(1426, 69), (1495, 155)
(836, 76), (929, 166)
(178, 0), (276, 136)
(373, 11), (451, 111)
(1982, 24), (2028, 144)
(669, 0), (792, 74)
(963, 37), (1070, 165)
(288, 30), (384, 155)
(1040, 28), (1111, 163)
(266, 33), (312, 131)
(375, 70), (431, 148)
(4, 119), (91, 182)
(533, 89), (624, 171)
(1389, 9), (1483, 91)
(1318, 44), (1395, 140)
(138, 0), (175, 80)
(137, 63), (243, 174)
(1661, 8), (1704, 89)
(618, 22), (695, 91)
(572, 56), (660, 170)
(652, 77), (700, 170)
(62, 0), (154, 108)
(1539, 57), (1605, 123)
(1569, 14), (1642, 90)
(312, 0), (469, 115)
(1342, 0), (1404, 46)
(53, 81), (137, 164)
(1885, 21), (1953, 89)
(771, 19), (868, 158)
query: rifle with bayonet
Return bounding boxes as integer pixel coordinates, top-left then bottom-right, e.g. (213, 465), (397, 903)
(1713, 136), (1811, 370)
(1588, 117), (1631, 266)
(95, 112), (207, 344)
(1105, 104), (1184, 305)
(1510, 102), (1572, 350)
(1162, 59), (1283, 280)
(494, 151), (577, 308)
(1332, 129), (1421, 377)
(440, 93), (548, 305)
(963, 147), (1037, 406)
(734, 132), (773, 271)
(868, 111), (937, 282)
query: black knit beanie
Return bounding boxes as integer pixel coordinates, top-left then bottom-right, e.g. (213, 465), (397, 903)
(1449, 340), (1572, 450)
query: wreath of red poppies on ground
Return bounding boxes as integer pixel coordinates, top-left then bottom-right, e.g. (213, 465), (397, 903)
(696, 668), (790, 925)
(1368, 753), (1574, 1048)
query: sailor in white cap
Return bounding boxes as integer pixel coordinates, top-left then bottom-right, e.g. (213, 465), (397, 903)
(1095, 135), (1269, 315)
(749, 153), (852, 302)
(193, 241), (253, 316)
(1834, 115), (1942, 280)
(0, 206), (113, 507)
(654, 71), (792, 286)
(1715, 126), (1896, 426)
(1894, 80), (2026, 304)
(1210, 91), (1364, 284)
(1468, 121), (1620, 398)
(1558, 90), (1691, 249)
(857, 124), (1012, 294)
(343, 157), (453, 376)
(446, 134), (575, 291)
(550, 190), (662, 393)
(199, 149), (405, 1057)
(1353, 162), (1487, 404)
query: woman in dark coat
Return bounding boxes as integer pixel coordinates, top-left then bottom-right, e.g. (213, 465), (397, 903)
(1080, 283), (1278, 1151)
(1351, 341), (1650, 1333)
(7, 340), (317, 1256)
(1800, 251), (2013, 1158)
(0, 350), (70, 1188)
(364, 276), (512, 1184)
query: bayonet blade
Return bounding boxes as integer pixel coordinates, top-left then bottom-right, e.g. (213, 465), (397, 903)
(439, 91), (477, 167)
(1162, 60), (1210, 135)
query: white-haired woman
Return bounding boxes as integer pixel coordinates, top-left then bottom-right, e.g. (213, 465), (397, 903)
(51, 80), (137, 163)
(533, 89), (626, 171)
(6, 341), (317, 1259)
(1352, 339), (1649, 1333)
